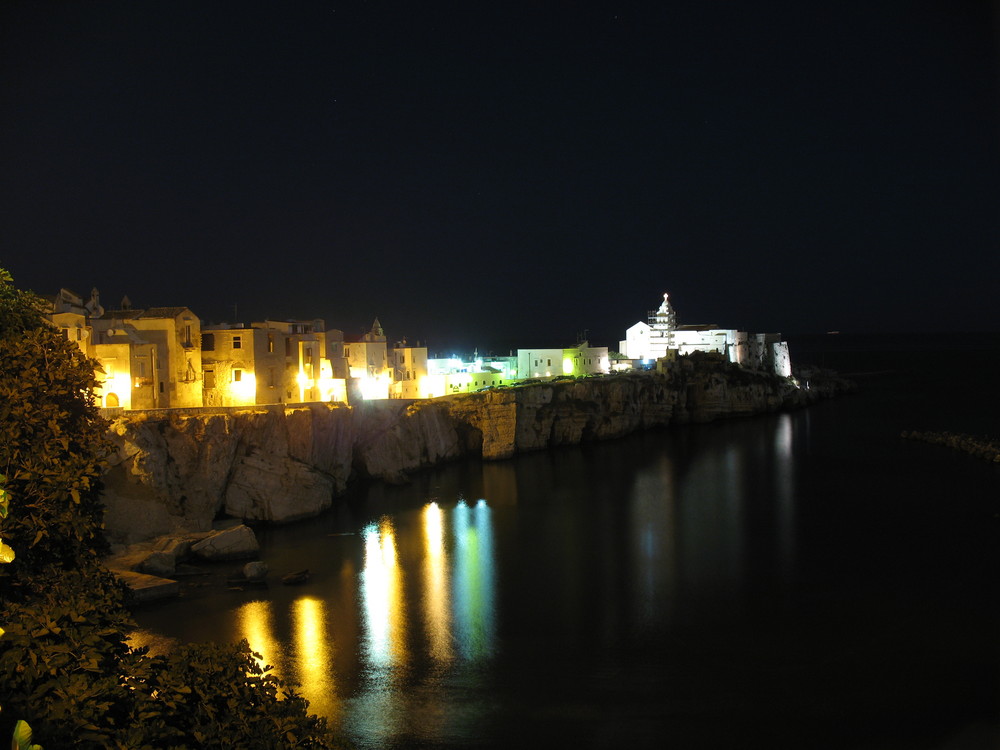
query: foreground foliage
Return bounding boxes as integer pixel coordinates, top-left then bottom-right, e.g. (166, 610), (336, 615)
(0, 268), (343, 748)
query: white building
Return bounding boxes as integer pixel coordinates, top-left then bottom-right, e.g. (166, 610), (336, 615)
(344, 318), (391, 399)
(390, 341), (429, 399)
(620, 292), (791, 377)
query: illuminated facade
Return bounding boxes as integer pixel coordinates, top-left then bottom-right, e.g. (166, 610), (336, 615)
(559, 341), (610, 376)
(90, 303), (203, 408)
(390, 342), (428, 399)
(345, 319), (391, 400)
(45, 288), (203, 409)
(202, 319), (349, 406)
(620, 292), (791, 377)
(516, 348), (562, 379)
(424, 355), (511, 397)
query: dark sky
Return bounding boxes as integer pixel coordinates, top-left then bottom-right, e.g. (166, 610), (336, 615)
(2, 1), (999, 353)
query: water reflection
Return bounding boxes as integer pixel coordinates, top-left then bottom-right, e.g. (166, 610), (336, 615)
(348, 500), (498, 746)
(451, 499), (496, 660)
(423, 502), (453, 664)
(629, 453), (677, 630)
(292, 596), (336, 720)
(237, 599), (281, 674)
(360, 517), (407, 675)
(773, 413), (796, 580)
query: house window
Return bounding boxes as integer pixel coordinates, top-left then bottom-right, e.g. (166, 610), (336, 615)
(202, 333), (215, 350)
(285, 338), (292, 356)
(204, 368), (216, 389)
(232, 336), (242, 349)
(547, 359), (551, 366)
(268, 335), (274, 353)
(233, 369), (243, 382)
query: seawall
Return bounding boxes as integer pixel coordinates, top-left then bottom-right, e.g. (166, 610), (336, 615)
(101, 359), (846, 545)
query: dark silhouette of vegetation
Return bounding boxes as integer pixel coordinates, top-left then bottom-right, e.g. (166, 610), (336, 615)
(0, 269), (344, 748)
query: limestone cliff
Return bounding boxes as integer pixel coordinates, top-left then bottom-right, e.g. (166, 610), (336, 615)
(101, 362), (837, 545)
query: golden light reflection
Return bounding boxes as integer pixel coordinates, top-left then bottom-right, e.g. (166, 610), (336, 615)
(237, 600), (280, 675)
(292, 596), (337, 721)
(422, 502), (453, 663)
(126, 628), (177, 657)
(361, 518), (407, 672)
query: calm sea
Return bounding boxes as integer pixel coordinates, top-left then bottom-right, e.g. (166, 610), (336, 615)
(131, 333), (1000, 749)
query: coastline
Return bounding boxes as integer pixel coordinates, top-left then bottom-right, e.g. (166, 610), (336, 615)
(104, 361), (852, 593)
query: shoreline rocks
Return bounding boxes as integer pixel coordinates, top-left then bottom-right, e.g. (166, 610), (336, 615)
(106, 523), (265, 600)
(901, 430), (1000, 463)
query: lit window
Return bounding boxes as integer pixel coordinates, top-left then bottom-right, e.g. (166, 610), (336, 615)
(234, 369), (243, 382)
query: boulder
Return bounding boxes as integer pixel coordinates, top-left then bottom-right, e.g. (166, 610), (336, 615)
(137, 550), (176, 577)
(243, 561), (269, 582)
(154, 536), (193, 559)
(190, 524), (259, 561)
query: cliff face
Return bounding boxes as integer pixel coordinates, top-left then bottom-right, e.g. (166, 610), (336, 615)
(100, 364), (808, 544)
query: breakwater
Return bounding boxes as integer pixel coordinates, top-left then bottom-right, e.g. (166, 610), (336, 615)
(900, 430), (1000, 463)
(101, 359), (850, 546)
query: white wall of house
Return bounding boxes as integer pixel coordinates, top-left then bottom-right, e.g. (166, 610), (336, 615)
(517, 349), (563, 378)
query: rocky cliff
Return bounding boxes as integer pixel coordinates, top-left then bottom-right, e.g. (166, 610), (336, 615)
(101, 360), (842, 545)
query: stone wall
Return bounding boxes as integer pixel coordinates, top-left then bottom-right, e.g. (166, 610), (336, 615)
(101, 361), (836, 545)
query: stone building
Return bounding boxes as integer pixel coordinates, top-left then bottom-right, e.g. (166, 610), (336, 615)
(90, 301), (203, 409)
(45, 288), (203, 409)
(202, 319), (349, 406)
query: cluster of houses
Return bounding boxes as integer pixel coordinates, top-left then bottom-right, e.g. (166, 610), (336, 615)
(44, 287), (790, 411)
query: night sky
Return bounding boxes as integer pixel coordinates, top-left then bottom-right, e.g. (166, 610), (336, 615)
(2, 1), (998, 353)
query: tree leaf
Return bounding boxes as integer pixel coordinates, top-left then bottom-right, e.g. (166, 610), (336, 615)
(11, 719), (42, 750)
